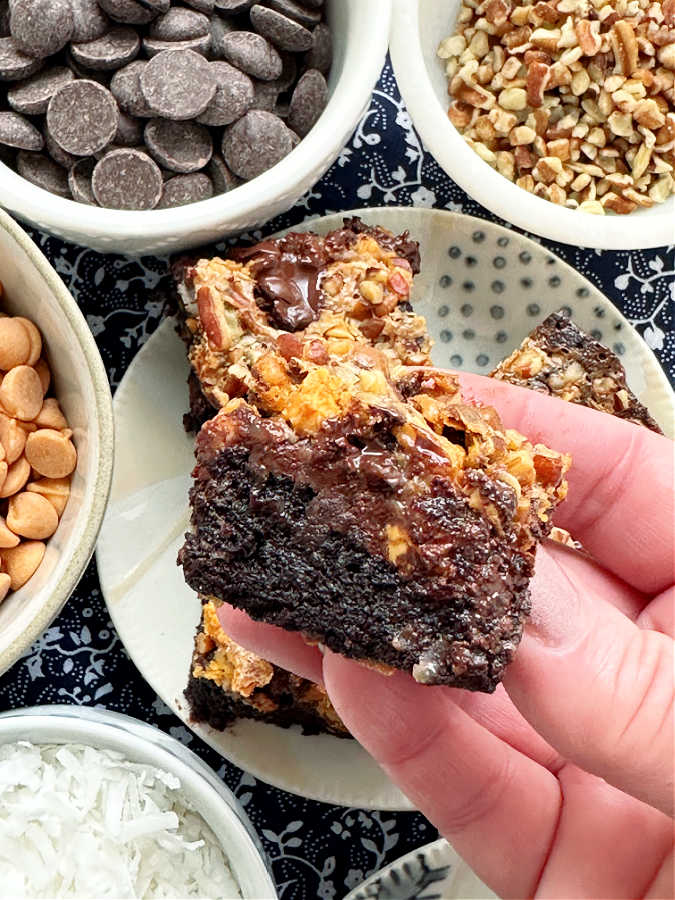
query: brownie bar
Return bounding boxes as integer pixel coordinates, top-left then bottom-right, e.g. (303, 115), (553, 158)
(180, 347), (570, 692)
(491, 311), (662, 433)
(172, 217), (431, 431)
(186, 601), (348, 738)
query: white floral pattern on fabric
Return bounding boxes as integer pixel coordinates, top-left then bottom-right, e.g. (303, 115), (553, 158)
(0, 59), (672, 900)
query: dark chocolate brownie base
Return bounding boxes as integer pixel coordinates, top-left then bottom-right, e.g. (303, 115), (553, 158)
(185, 671), (348, 738)
(180, 416), (536, 694)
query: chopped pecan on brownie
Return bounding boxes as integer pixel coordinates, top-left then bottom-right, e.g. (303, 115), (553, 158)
(491, 311), (662, 433)
(186, 600), (348, 738)
(172, 217), (431, 431)
(179, 341), (570, 692)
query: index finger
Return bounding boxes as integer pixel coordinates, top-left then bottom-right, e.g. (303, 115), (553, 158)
(458, 372), (674, 594)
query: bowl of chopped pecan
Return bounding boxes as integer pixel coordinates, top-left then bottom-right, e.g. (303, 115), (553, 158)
(391, 0), (674, 249)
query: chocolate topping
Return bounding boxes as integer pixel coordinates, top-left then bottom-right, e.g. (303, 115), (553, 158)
(231, 233), (328, 330)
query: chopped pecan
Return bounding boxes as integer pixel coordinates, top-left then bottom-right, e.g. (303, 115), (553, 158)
(611, 21), (640, 75)
(526, 60), (551, 106)
(576, 19), (602, 56)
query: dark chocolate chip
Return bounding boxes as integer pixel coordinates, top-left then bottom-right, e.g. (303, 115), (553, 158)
(288, 67), (326, 137)
(274, 51), (297, 90)
(143, 35), (211, 57)
(9, 0), (74, 59)
(16, 150), (71, 197)
(7, 67), (74, 116)
(220, 31), (282, 81)
(144, 117), (213, 172)
(97, 0), (168, 25)
(222, 108), (292, 179)
(0, 111), (43, 150)
(214, 0), (256, 13)
(251, 79), (278, 112)
(287, 127), (300, 148)
(65, 51), (111, 84)
(92, 147), (163, 209)
(294, 0), (323, 8)
(196, 60), (254, 125)
(0, 37), (44, 81)
(208, 15), (237, 59)
(249, 5), (313, 52)
(47, 80), (119, 155)
(70, 26), (141, 71)
(68, 157), (97, 204)
(70, 0), (110, 42)
(114, 110), (144, 146)
(44, 128), (79, 168)
(183, 0), (215, 11)
(110, 60), (153, 116)
(140, 48), (216, 119)
(157, 172), (213, 208)
(264, 0), (321, 27)
(304, 21), (331, 74)
(207, 153), (240, 192)
(149, 8), (210, 40)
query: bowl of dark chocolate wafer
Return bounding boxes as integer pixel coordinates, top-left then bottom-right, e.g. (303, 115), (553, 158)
(0, 0), (391, 255)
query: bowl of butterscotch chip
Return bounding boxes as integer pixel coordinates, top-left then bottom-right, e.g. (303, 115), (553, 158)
(0, 209), (113, 677)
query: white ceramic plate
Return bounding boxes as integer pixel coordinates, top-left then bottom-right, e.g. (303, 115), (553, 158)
(344, 838), (496, 900)
(96, 207), (674, 811)
(390, 0), (675, 249)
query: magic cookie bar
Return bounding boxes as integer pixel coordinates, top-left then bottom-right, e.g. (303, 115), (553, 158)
(186, 601), (348, 738)
(179, 339), (570, 692)
(172, 217), (430, 431)
(491, 311), (662, 433)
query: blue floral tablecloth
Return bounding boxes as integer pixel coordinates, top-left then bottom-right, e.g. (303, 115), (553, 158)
(0, 60), (672, 900)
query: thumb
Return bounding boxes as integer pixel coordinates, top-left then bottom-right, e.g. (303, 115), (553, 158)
(505, 543), (674, 816)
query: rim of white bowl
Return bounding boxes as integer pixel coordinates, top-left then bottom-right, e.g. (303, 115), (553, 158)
(0, 0), (392, 250)
(0, 704), (278, 899)
(390, 0), (674, 250)
(0, 210), (114, 676)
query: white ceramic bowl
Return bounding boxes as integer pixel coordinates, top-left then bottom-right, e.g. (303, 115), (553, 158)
(390, 0), (674, 249)
(0, 705), (277, 899)
(0, 210), (113, 676)
(0, 1), (391, 257)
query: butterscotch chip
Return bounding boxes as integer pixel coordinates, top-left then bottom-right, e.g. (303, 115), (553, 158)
(0, 413), (27, 464)
(7, 491), (59, 540)
(0, 456), (30, 498)
(26, 476), (70, 516)
(0, 516), (20, 549)
(0, 318), (31, 369)
(0, 572), (11, 603)
(25, 429), (77, 478)
(0, 365), (43, 421)
(11, 317), (42, 366)
(1, 540), (45, 590)
(34, 359), (51, 394)
(34, 398), (68, 430)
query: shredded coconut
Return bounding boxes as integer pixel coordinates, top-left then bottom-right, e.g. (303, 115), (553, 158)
(0, 742), (242, 899)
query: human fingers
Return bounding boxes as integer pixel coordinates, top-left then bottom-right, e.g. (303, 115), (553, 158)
(539, 765), (674, 899)
(322, 650), (561, 900)
(638, 586), (675, 638)
(505, 542), (675, 816)
(457, 372), (674, 595)
(216, 603), (324, 684)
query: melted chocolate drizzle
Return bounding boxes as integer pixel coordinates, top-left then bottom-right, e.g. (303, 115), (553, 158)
(231, 235), (328, 331)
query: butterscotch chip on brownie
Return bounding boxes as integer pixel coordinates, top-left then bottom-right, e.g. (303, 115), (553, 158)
(491, 311), (662, 433)
(185, 600), (348, 736)
(179, 351), (570, 692)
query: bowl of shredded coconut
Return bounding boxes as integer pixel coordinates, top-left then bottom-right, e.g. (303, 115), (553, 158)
(0, 705), (277, 899)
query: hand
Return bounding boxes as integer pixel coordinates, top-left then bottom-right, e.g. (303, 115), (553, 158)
(218, 376), (675, 899)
